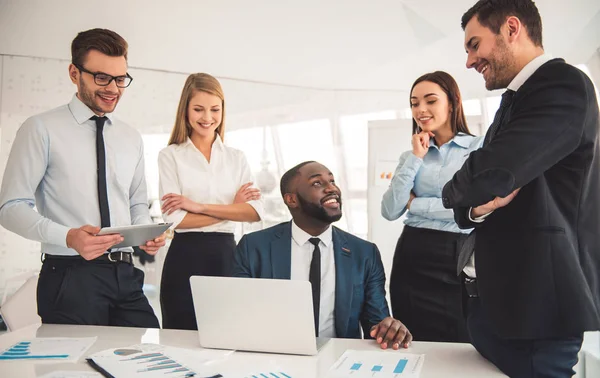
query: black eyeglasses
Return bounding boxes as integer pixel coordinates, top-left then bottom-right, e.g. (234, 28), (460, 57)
(74, 64), (133, 88)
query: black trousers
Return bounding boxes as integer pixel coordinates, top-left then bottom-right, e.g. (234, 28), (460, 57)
(37, 256), (159, 328)
(390, 225), (469, 342)
(468, 297), (583, 377)
(160, 232), (236, 330)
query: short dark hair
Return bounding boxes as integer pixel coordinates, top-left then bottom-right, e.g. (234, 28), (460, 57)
(461, 0), (543, 48)
(280, 161), (316, 197)
(410, 71), (472, 136)
(71, 28), (128, 66)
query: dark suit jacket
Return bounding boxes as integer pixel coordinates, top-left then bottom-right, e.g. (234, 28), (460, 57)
(232, 221), (390, 339)
(442, 58), (600, 339)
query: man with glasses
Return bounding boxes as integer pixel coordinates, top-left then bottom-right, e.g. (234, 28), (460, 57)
(0, 28), (163, 327)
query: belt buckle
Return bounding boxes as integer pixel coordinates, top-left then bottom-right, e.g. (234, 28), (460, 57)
(108, 251), (120, 262)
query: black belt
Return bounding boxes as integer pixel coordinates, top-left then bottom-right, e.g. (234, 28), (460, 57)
(464, 276), (479, 298)
(43, 251), (133, 264)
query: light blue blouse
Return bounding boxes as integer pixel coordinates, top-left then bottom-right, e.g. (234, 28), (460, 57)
(381, 133), (484, 234)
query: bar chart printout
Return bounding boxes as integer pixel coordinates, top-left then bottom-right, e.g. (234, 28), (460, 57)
(327, 350), (424, 378)
(243, 373), (293, 378)
(0, 338), (97, 362)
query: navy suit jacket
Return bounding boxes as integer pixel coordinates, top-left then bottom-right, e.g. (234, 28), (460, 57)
(232, 221), (390, 339)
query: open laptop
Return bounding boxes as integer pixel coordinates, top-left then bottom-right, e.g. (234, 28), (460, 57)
(190, 276), (330, 355)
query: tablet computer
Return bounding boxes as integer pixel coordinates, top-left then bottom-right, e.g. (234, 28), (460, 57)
(97, 223), (172, 248)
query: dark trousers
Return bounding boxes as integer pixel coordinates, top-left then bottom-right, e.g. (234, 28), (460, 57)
(390, 225), (469, 342)
(37, 256), (159, 328)
(160, 232), (235, 330)
(468, 297), (583, 378)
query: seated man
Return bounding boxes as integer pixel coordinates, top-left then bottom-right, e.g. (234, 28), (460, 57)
(233, 161), (412, 349)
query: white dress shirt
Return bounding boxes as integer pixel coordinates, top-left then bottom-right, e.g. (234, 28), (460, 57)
(290, 220), (336, 338)
(464, 53), (554, 278)
(0, 94), (152, 256)
(158, 136), (264, 233)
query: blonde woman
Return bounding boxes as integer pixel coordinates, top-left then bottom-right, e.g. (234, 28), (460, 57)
(158, 73), (264, 330)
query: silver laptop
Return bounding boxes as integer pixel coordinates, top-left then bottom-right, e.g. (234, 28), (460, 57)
(190, 276), (330, 355)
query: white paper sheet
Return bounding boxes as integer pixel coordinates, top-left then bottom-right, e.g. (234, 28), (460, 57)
(328, 349), (425, 378)
(39, 371), (102, 378)
(0, 337), (97, 362)
(88, 343), (231, 378)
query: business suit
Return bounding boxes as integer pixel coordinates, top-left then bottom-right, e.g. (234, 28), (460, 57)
(442, 58), (600, 375)
(232, 221), (390, 339)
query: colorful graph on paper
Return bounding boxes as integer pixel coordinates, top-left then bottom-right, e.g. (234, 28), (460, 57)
(0, 338), (96, 362)
(244, 373), (293, 378)
(88, 345), (229, 378)
(89, 349), (200, 377)
(328, 350), (424, 378)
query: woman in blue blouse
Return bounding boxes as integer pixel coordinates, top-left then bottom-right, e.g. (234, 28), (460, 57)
(381, 71), (483, 342)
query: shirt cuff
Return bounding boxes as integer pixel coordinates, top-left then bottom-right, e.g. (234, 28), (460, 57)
(246, 199), (265, 221)
(408, 197), (428, 215)
(162, 209), (187, 229)
(46, 222), (72, 248)
(468, 207), (493, 223)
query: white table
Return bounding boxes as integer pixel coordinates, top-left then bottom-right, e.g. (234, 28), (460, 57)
(0, 324), (506, 377)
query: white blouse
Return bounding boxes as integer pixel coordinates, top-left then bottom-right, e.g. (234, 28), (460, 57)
(158, 135), (264, 233)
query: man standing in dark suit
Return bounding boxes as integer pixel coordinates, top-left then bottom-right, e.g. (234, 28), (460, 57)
(441, 0), (600, 376)
(233, 161), (412, 349)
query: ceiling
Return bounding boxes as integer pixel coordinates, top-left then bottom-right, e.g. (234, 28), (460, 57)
(1, 0), (599, 126)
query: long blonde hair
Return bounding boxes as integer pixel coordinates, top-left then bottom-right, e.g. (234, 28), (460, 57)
(168, 73), (226, 145)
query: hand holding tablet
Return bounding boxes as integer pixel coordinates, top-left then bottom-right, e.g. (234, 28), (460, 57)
(97, 223), (173, 249)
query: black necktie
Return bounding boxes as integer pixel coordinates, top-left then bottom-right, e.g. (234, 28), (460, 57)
(308, 237), (321, 337)
(456, 232), (476, 276)
(483, 89), (515, 147)
(91, 116), (111, 228)
(457, 89), (515, 276)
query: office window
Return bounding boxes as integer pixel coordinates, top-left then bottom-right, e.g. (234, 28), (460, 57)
(277, 119), (338, 172)
(462, 99), (482, 116)
(226, 126), (277, 176)
(142, 133), (170, 202)
(339, 111), (396, 192)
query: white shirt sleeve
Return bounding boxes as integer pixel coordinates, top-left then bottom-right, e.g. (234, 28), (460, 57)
(158, 148), (187, 228)
(0, 118), (70, 247)
(237, 151), (265, 221)
(468, 207), (494, 223)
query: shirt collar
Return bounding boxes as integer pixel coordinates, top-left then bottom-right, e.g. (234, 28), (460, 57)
(450, 132), (472, 149)
(430, 132), (472, 150)
(185, 133), (226, 152)
(291, 220), (333, 248)
(68, 93), (114, 125)
(213, 133), (226, 151)
(508, 53), (553, 92)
